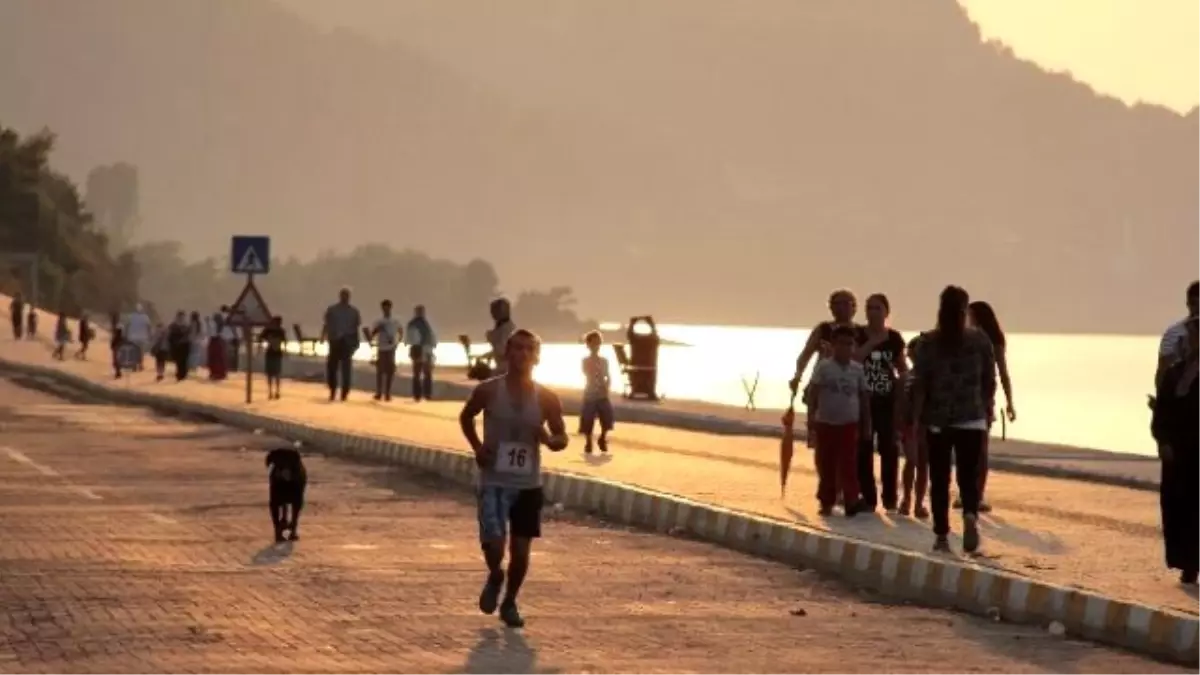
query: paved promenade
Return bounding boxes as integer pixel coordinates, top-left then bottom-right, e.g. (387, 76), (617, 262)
(2, 373), (1179, 673)
(0, 333), (1192, 621)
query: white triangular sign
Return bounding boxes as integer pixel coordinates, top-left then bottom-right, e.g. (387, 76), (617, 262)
(236, 246), (266, 273)
(227, 280), (272, 326)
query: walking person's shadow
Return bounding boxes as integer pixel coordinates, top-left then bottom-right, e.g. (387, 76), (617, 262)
(461, 627), (559, 674)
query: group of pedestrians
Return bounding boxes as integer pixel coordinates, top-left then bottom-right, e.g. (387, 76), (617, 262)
(790, 286), (1016, 555)
(319, 287), (440, 403)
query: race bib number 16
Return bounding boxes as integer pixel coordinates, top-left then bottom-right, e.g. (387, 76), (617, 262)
(496, 442), (534, 475)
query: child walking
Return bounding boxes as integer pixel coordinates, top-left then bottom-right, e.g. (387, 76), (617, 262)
(260, 316), (287, 400)
(809, 325), (871, 516)
(152, 322), (171, 381)
(76, 314), (93, 360)
(110, 325), (126, 379)
(898, 334), (929, 518)
(580, 330), (615, 454)
(52, 312), (70, 360)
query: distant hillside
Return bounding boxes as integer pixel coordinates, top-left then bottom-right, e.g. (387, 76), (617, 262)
(1, 0), (1194, 333)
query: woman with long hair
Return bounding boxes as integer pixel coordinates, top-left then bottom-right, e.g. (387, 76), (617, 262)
(909, 286), (997, 554)
(963, 301), (1015, 512)
(1151, 317), (1198, 585)
(854, 293), (907, 512)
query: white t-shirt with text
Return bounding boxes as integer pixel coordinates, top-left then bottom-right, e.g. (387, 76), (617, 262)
(373, 317), (402, 352)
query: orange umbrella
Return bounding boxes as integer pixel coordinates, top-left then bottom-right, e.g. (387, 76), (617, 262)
(780, 386), (799, 496)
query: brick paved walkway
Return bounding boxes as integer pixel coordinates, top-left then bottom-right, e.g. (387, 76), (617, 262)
(0, 373), (1181, 673)
(2, 335), (1196, 620)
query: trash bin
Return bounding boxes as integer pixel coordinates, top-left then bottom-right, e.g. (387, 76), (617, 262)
(625, 315), (660, 400)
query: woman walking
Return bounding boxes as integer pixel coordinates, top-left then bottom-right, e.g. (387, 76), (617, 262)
(854, 293), (907, 512)
(958, 300), (1016, 512)
(898, 333), (929, 519)
(790, 289), (864, 448)
(909, 286), (997, 554)
(188, 312), (205, 372)
(206, 312), (229, 380)
(1151, 316), (1198, 585)
(168, 312), (192, 381)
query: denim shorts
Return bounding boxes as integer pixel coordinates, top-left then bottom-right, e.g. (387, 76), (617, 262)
(580, 398), (615, 434)
(476, 485), (543, 541)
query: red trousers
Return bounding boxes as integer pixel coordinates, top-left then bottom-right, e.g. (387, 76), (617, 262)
(815, 422), (860, 509)
(206, 338), (228, 380)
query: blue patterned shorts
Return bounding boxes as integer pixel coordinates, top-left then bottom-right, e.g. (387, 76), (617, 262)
(476, 485), (543, 541)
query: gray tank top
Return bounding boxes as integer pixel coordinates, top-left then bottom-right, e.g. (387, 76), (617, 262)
(480, 378), (544, 489)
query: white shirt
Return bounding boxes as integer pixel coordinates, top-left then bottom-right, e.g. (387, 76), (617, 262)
(124, 311), (152, 342)
(373, 317), (402, 351)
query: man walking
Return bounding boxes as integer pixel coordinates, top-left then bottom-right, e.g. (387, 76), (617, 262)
(1157, 281), (1200, 388)
(370, 299), (402, 401)
(320, 287), (362, 402)
(405, 304), (437, 401)
(9, 293), (23, 339)
(484, 298), (517, 376)
(458, 329), (569, 628)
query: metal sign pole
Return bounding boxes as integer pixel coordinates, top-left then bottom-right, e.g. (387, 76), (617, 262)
(245, 272), (254, 404)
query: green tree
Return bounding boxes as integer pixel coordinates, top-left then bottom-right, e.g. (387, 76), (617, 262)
(0, 125), (137, 315)
(129, 241), (596, 339)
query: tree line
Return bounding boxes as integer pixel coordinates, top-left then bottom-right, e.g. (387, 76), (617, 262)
(0, 126), (138, 315)
(131, 240), (596, 339)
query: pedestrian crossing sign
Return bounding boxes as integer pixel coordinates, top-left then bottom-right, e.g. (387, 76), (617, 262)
(231, 235), (271, 274)
(226, 279), (272, 327)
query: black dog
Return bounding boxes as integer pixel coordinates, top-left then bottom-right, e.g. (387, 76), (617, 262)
(266, 447), (307, 543)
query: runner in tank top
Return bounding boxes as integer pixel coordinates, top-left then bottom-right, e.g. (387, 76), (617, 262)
(789, 289), (865, 450)
(854, 293), (907, 512)
(459, 328), (568, 629)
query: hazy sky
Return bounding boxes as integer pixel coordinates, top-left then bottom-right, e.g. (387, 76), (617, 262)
(283, 0), (1199, 114)
(961, 0), (1198, 113)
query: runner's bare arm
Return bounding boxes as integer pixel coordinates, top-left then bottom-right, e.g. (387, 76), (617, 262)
(538, 388), (569, 452)
(459, 384), (489, 458)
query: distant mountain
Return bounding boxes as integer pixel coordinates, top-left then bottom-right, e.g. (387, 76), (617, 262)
(1, 0), (1194, 333)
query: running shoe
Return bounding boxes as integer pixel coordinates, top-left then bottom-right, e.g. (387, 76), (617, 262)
(499, 601), (525, 628)
(478, 571), (504, 615)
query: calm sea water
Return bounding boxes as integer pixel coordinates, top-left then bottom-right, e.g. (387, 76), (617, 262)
(318, 323), (1158, 457)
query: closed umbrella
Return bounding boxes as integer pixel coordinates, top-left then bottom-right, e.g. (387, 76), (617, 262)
(780, 385), (799, 496)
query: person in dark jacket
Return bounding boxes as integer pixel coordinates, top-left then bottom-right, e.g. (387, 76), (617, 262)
(167, 312), (192, 381)
(1151, 316), (1199, 585)
(910, 285), (996, 555)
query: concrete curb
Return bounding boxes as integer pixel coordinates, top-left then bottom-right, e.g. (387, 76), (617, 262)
(2, 357), (1195, 666)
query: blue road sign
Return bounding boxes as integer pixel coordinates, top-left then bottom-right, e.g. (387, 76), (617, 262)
(231, 236), (271, 274)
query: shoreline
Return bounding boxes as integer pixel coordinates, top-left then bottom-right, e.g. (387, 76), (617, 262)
(278, 352), (1159, 491)
(0, 296), (1159, 491)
